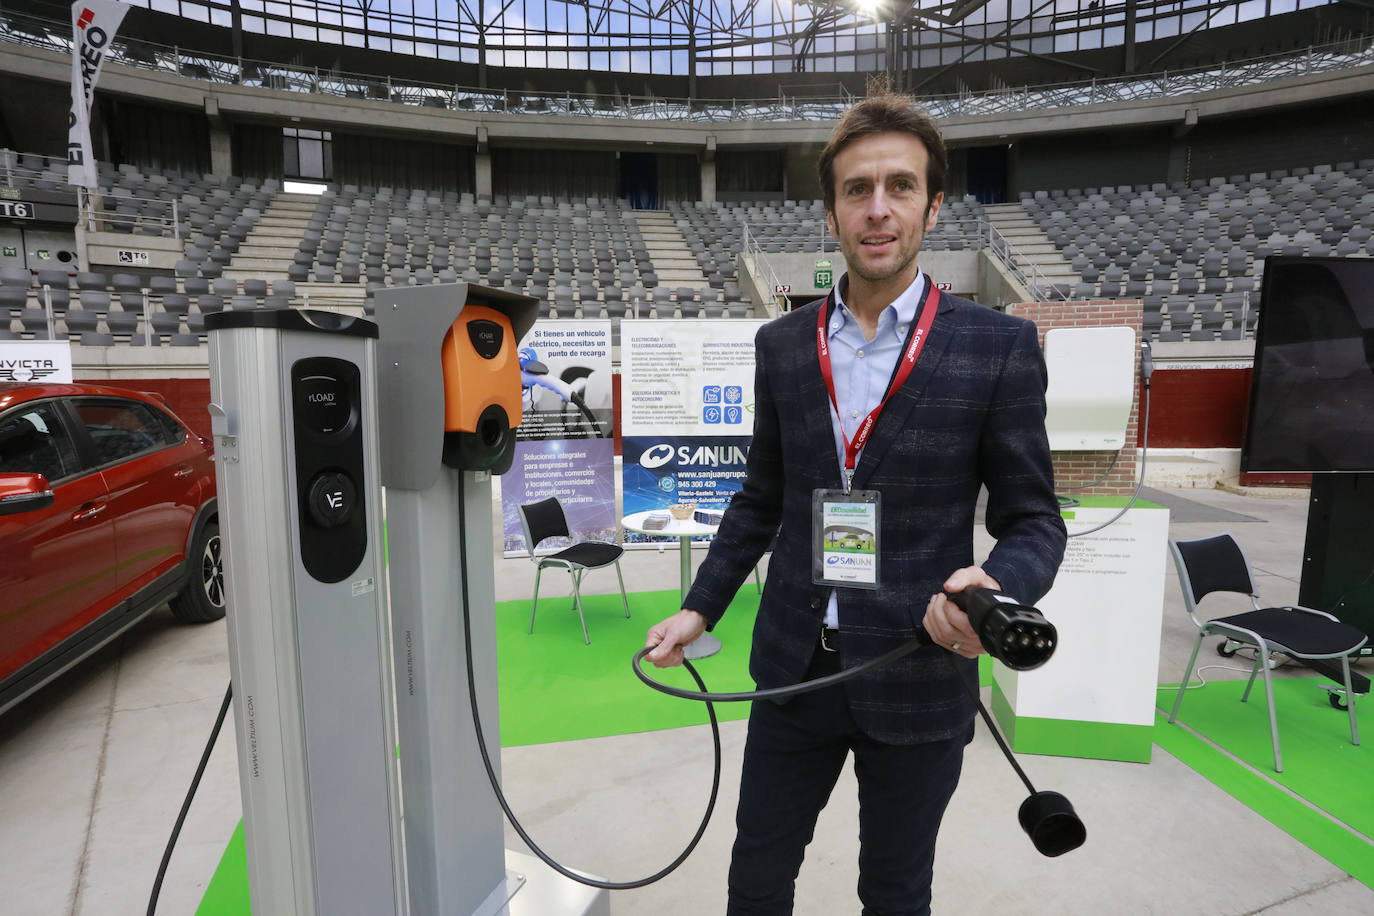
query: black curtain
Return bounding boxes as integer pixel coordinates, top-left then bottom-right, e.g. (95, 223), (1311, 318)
(656, 153), (700, 204)
(231, 124), (285, 181)
(620, 152), (657, 209)
(107, 101), (211, 177)
(718, 149), (784, 194)
(493, 148), (617, 199)
(332, 133), (472, 192)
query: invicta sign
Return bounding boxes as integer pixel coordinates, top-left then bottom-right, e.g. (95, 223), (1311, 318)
(0, 358), (61, 383)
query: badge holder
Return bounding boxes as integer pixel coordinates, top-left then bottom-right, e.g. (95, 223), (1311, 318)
(811, 488), (881, 589)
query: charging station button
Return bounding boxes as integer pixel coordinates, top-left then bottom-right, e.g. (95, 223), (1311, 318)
(307, 471), (356, 528)
(467, 319), (504, 359)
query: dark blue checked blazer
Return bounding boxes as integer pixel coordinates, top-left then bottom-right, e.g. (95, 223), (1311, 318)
(684, 290), (1067, 745)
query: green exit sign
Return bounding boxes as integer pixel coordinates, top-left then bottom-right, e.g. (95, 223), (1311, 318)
(814, 268), (833, 288)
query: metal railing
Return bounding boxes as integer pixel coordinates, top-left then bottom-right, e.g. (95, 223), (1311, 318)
(739, 221), (789, 317)
(982, 219), (1063, 303)
(1, 8), (1369, 124)
(0, 150), (68, 190)
(81, 188), (181, 239)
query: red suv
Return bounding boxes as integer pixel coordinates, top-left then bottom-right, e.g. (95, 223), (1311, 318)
(0, 383), (221, 715)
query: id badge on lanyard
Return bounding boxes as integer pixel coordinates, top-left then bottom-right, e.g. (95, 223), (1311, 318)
(812, 488), (881, 589)
(810, 278), (940, 591)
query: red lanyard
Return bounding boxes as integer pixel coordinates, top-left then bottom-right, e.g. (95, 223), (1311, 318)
(817, 279), (940, 484)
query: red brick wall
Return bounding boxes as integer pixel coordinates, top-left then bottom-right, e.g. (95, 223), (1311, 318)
(1006, 299), (1142, 496)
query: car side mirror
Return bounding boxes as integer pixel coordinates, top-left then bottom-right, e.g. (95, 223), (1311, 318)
(0, 472), (55, 516)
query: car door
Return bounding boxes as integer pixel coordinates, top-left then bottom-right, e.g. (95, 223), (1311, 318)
(0, 399), (115, 683)
(68, 397), (197, 596)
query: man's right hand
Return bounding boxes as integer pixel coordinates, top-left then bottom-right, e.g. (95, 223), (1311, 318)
(645, 609), (709, 667)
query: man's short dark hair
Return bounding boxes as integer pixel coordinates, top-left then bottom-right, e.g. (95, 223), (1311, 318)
(818, 91), (948, 215)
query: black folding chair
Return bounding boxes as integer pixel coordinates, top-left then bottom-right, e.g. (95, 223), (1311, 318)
(1168, 533), (1366, 772)
(518, 497), (629, 645)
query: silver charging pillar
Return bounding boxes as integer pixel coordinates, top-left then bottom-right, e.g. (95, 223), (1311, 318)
(376, 284), (609, 916)
(206, 309), (406, 915)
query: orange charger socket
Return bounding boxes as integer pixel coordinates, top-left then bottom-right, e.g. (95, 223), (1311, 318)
(439, 305), (524, 473)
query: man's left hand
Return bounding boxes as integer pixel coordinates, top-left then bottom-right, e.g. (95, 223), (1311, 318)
(924, 566), (1001, 659)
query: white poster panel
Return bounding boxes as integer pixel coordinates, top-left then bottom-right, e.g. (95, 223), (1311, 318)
(499, 320), (616, 555)
(620, 319), (767, 540)
(68, 1), (129, 188)
(620, 319), (768, 437)
(995, 505), (1171, 726)
(0, 340), (75, 384)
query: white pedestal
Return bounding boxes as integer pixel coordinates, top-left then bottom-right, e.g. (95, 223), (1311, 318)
(992, 502), (1171, 762)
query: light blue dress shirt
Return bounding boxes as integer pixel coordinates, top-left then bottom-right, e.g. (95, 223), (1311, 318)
(823, 269), (929, 629)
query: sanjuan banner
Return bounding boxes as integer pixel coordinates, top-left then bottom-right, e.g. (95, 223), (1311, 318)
(619, 317), (767, 543)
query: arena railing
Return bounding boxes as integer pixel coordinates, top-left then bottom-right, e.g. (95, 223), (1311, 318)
(81, 189), (181, 240)
(982, 221), (1062, 303)
(739, 221), (789, 318)
(1, 9), (1370, 123)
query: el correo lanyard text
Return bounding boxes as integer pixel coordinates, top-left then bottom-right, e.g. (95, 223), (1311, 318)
(817, 279), (940, 492)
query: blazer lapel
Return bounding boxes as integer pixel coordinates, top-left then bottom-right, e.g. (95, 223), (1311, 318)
(849, 292), (957, 490)
(794, 300), (845, 490)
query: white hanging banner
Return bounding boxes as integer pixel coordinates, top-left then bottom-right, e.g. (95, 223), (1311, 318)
(67, 0), (129, 188)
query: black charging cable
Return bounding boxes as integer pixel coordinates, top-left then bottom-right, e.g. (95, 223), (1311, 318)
(460, 458), (1083, 889)
(154, 481), (1084, 905)
(147, 681), (233, 916)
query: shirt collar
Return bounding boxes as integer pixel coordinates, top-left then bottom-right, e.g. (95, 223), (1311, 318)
(827, 268), (927, 341)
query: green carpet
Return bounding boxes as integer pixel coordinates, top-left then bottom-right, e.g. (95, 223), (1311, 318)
(497, 586), (759, 745)
(1155, 676), (1374, 888)
(198, 587), (758, 911)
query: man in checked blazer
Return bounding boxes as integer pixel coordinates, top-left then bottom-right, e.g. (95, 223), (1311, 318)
(645, 91), (1066, 915)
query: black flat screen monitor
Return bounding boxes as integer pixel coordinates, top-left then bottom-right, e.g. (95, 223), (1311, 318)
(1242, 256), (1374, 473)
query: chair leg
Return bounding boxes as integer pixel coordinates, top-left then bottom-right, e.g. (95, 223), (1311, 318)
(1169, 633), (1205, 723)
(1240, 653), (1264, 703)
(1343, 655), (1360, 747)
(528, 566), (543, 635)
(615, 559), (630, 619)
(571, 568), (590, 645)
(1257, 639), (1282, 773)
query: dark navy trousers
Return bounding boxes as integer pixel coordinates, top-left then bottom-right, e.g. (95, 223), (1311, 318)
(726, 636), (967, 916)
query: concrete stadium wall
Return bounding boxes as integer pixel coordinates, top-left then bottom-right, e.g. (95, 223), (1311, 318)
(3, 40), (1372, 191)
(759, 250), (981, 300)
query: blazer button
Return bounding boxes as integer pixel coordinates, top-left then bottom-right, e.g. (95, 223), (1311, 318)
(810, 596), (822, 609)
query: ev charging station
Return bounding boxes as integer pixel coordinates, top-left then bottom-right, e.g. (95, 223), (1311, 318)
(206, 309), (406, 915)
(207, 291), (608, 915)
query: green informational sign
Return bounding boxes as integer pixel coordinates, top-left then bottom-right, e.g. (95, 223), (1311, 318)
(814, 258), (832, 289)
(2, 246), (16, 258)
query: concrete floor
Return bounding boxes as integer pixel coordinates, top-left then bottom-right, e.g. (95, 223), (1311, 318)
(1, 484), (1371, 915)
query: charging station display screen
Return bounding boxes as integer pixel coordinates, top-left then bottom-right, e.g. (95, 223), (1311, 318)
(297, 373), (354, 437)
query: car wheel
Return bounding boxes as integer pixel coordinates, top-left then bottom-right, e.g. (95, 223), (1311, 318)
(170, 520), (226, 623)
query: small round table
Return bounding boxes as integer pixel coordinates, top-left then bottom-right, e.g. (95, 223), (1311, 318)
(622, 509), (723, 660)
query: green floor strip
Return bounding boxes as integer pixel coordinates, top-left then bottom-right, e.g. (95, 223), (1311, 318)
(1154, 677), (1374, 888)
(199, 587), (759, 910)
(197, 823), (247, 915)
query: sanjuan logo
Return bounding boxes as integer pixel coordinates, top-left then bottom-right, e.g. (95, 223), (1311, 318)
(639, 443), (748, 470)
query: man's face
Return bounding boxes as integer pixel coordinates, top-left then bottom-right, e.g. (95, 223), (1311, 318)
(826, 131), (943, 290)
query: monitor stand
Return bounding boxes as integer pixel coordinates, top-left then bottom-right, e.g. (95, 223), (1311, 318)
(1298, 472), (1373, 694)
